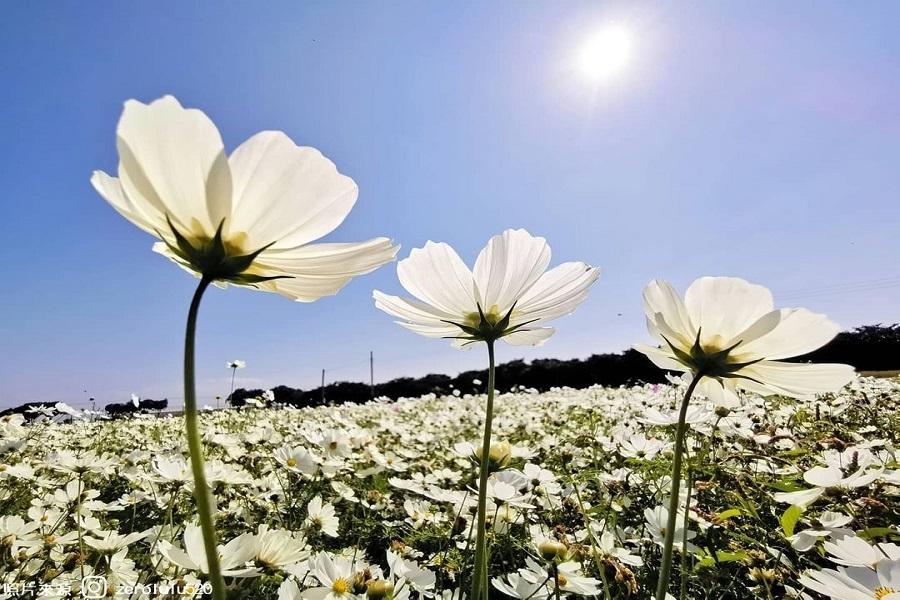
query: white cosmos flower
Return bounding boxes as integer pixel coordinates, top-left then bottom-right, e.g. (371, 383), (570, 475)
(635, 277), (856, 406)
(492, 570), (551, 600)
(823, 534), (900, 569)
(799, 558), (900, 600)
(227, 360), (246, 369)
(305, 552), (358, 600)
(387, 549), (436, 592)
(775, 465), (883, 509)
(91, 95), (398, 301)
(157, 523), (258, 577)
(305, 495), (340, 537)
(644, 506), (696, 552)
(84, 529), (150, 554)
(274, 446), (320, 476)
(251, 525), (310, 569)
(374, 229), (600, 347)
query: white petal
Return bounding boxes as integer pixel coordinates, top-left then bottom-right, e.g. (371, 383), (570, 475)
(773, 488), (825, 508)
(642, 280), (696, 348)
(250, 238), (398, 302)
(398, 320), (464, 339)
(733, 308), (841, 361)
(696, 377), (741, 408)
(502, 327), (555, 346)
(473, 229), (551, 313)
(373, 290), (457, 330)
(514, 262), (600, 324)
(157, 541), (199, 572)
(738, 361), (856, 399)
(397, 242), (478, 316)
(798, 569), (870, 600)
(824, 535), (878, 567)
(115, 96), (231, 239)
(278, 580), (303, 600)
(228, 131), (358, 250)
(633, 344), (685, 371)
(683, 277), (774, 347)
(804, 466), (844, 488)
(91, 171), (166, 237)
(182, 524), (208, 572)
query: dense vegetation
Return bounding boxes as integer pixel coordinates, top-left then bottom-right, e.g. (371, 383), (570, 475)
(229, 324), (900, 409)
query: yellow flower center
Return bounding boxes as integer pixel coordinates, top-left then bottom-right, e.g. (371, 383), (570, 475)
(875, 588), (898, 600)
(463, 305), (502, 327)
(557, 574), (568, 587)
(286, 458), (297, 467)
(332, 578), (351, 594)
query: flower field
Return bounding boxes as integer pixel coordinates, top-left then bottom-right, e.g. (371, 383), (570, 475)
(2, 377), (898, 599)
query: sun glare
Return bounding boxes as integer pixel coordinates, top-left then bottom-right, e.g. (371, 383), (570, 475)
(578, 25), (632, 82)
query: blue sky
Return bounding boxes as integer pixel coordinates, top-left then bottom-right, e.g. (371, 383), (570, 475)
(1, 2), (898, 409)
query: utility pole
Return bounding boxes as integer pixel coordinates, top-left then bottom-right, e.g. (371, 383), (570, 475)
(321, 369), (326, 404)
(370, 350), (374, 400)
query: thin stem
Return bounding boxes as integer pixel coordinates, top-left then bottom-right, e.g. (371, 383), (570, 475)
(470, 340), (496, 600)
(680, 467), (693, 599)
(76, 475), (84, 580)
(654, 372), (703, 600)
(552, 563), (561, 600)
(183, 276), (227, 600)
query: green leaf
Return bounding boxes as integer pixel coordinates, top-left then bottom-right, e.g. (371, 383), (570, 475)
(780, 505), (803, 538)
(716, 508), (742, 521)
(770, 478), (804, 492)
(715, 551), (749, 563)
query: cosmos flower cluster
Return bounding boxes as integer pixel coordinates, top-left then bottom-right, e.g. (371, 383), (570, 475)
(1, 376), (897, 599)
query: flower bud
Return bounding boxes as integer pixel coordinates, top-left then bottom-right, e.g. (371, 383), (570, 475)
(538, 540), (567, 560)
(474, 441), (511, 469)
(366, 580), (394, 600)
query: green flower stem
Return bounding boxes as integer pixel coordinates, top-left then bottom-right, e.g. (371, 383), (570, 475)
(183, 276), (227, 600)
(470, 339), (497, 600)
(654, 372), (703, 600)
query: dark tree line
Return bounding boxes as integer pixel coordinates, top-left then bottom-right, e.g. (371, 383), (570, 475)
(3, 324), (896, 417)
(1, 398), (168, 419)
(228, 324), (900, 409)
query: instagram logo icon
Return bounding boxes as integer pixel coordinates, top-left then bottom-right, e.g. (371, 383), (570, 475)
(80, 575), (108, 598)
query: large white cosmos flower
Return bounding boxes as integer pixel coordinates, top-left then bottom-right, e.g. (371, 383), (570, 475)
(92, 95), (398, 301)
(800, 558), (900, 600)
(635, 277), (855, 405)
(374, 229), (600, 347)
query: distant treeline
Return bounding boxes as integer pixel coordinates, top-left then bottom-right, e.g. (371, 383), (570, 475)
(1, 398), (168, 419)
(229, 324), (900, 409)
(2, 324), (896, 417)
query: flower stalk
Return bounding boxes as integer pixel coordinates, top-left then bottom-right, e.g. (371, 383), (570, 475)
(470, 339), (496, 600)
(183, 276), (227, 600)
(654, 372), (703, 600)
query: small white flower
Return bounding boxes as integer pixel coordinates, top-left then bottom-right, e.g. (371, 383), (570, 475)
(374, 229), (600, 347)
(305, 496), (339, 537)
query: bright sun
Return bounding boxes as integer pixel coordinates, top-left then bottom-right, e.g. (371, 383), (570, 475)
(578, 26), (632, 82)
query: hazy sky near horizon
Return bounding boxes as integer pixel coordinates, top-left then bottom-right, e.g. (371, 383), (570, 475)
(1, 1), (899, 409)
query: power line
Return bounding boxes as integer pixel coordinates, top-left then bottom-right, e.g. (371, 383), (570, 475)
(778, 276), (900, 302)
